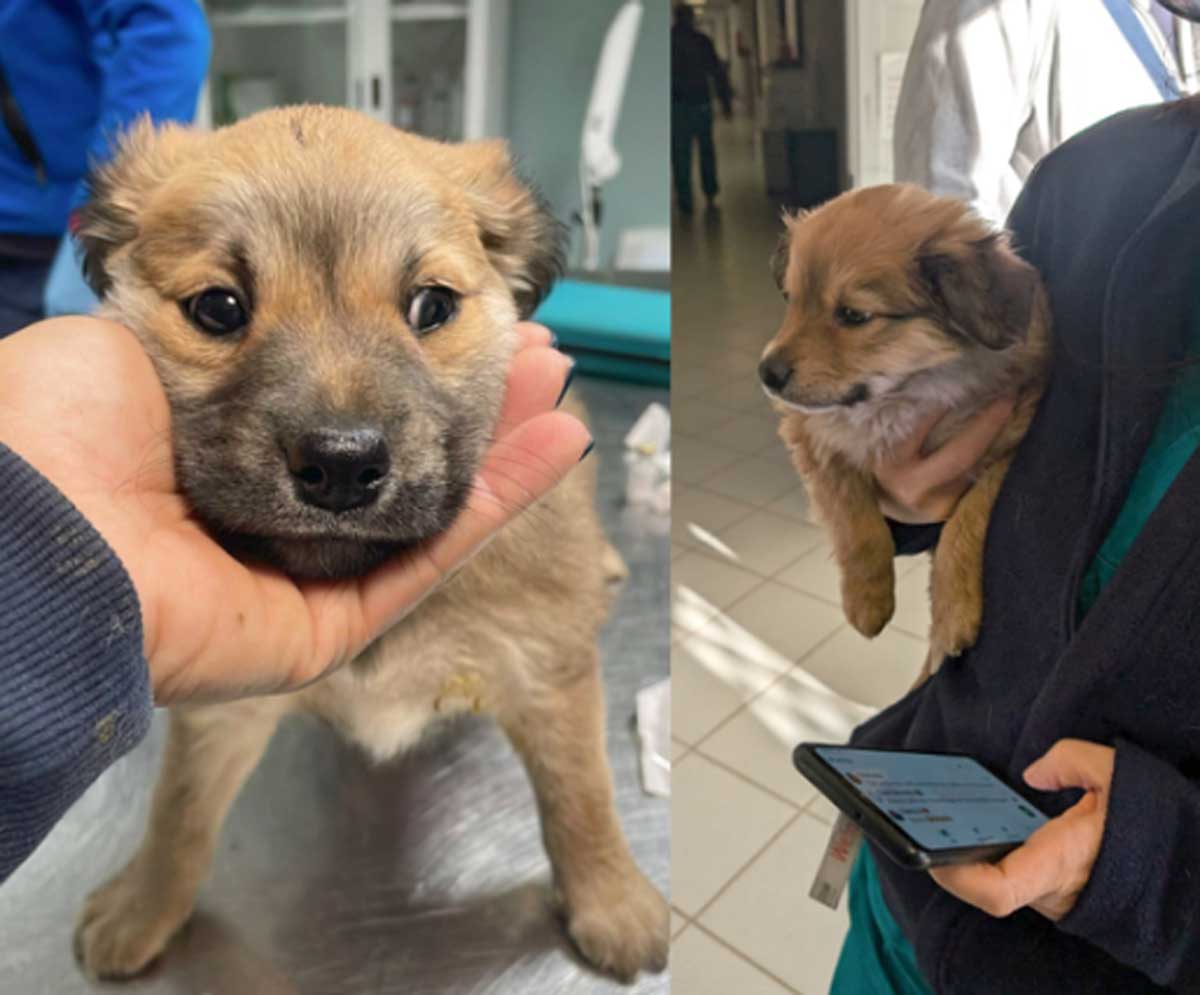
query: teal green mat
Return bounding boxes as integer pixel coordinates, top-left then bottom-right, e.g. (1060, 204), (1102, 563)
(534, 280), (670, 385)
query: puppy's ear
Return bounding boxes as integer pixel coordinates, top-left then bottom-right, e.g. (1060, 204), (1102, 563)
(77, 116), (200, 297)
(915, 233), (1039, 350)
(771, 209), (806, 293)
(450, 140), (565, 318)
(770, 231), (790, 292)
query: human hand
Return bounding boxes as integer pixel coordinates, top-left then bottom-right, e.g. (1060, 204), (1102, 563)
(875, 397), (1016, 524)
(929, 740), (1114, 922)
(0, 317), (587, 703)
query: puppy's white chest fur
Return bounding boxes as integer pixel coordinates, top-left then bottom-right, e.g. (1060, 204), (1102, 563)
(293, 585), (538, 764)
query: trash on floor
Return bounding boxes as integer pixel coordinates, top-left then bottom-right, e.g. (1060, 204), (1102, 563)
(636, 678), (671, 797)
(624, 402), (670, 515)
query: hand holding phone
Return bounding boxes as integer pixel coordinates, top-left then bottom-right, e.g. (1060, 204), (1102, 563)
(794, 744), (1049, 870)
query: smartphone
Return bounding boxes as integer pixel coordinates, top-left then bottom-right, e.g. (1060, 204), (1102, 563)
(793, 743), (1049, 870)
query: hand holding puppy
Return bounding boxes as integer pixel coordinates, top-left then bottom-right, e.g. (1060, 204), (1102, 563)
(876, 396), (1018, 525)
(930, 739), (1113, 922)
(0, 316), (586, 703)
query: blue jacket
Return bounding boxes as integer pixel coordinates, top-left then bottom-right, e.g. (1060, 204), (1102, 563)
(0, 0), (209, 236)
(858, 99), (1200, 993)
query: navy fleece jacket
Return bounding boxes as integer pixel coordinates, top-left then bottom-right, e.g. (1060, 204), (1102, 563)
(0, 0), (209, 234)
(0, 443), (150, 881)
(858, 99), (1200, 993)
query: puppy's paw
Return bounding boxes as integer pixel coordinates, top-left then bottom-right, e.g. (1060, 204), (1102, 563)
(74, 866), (191, 981)
(563, 865), (669, 982)
(930, 587), (982, 659)
(842, 576), (895, 638)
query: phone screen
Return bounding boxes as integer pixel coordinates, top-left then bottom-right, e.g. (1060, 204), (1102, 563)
(813, 747), (1048, 851)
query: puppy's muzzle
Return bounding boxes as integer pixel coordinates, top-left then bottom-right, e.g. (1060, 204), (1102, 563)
(285, 426), (391, 512)
(758, 353), (870, 411)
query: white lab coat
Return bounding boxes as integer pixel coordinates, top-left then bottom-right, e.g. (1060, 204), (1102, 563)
(894, 0), (1196, 225)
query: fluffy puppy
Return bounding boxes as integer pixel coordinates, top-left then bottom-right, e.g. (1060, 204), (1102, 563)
(759, 184), (1050, 670)
(71, 106), (667, 982)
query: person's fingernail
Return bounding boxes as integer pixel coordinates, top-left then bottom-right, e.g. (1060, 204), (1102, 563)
(548, 331), (559, 349)
(578, 437), (595, 462)
(556, 360), (576, 408)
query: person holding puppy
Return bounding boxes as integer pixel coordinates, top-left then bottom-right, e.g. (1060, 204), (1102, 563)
(0, 316), (586, 883)
(832, 51), (1200, 995)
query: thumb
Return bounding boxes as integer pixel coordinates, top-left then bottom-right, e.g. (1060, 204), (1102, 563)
(1023, 739), (1114, 794)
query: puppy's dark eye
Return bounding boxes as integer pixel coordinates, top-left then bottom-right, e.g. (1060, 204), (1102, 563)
(835, 305), (873, 327)
(407, 286), (459, 336)
(183, 288), (249, 337)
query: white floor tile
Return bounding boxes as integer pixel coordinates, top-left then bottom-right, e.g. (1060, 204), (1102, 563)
(774, 541), (842, 604)
(672, 631), (789, 744)
(699, 661), (876, 806)
(671, 753), (795, 914)
(672, 909), (690, 940)
(673, 396), (742, 434)
(672, 486), (757, 549)
(715, 512), (825, 577)
(673, 582), (722, 635)
(712, 374), (775, 413)
(670, 929), (795, 995)
(696, 581), (844, 664)
(673, 433), (747, 485)
(673, 550), (763, 611)
(797, 626), (927, 712)
(764, 485), (815, 523)
(891, 555), (933, 639)
(706, 412), (780, 455)
(805, 792), (841, 825)
(700, 814), (850, 995)
(703, 455), (802, 507)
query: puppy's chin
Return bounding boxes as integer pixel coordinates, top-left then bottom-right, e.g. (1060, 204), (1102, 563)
(219, 533), (418, 580)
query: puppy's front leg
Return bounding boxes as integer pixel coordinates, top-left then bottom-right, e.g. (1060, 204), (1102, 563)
(927, 455), (1012, 667)
(75, 700), (281, 980)
(808, 462), (896, 638)
(499, 657), (668, 982)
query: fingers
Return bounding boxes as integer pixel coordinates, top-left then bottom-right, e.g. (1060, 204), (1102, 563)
(885, 405), (952, 464)
(1024, 739), (1115, 794)
(494, 345), (574, 437)
(917, 396), (1016, 482)
(515, 321), (555, 351)
(929, 792), (1101, 919)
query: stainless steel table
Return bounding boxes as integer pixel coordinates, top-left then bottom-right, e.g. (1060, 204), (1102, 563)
(0, 377), (670, 995)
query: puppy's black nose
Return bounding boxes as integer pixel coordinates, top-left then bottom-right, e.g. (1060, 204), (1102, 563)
(758, 355), (793, 393)
(286, 427), (390, 512)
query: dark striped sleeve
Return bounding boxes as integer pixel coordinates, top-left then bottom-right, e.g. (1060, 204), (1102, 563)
(0, 442), (150, 882)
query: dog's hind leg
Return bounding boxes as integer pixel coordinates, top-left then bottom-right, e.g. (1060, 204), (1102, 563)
(498, 654), (668, 982)
(74, 699), (282, 981)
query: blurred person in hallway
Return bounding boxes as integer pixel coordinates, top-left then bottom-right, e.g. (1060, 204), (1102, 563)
(671, 3), (732, 215)
(0, 0), (210, 336)
(894, 0), (1196, 224)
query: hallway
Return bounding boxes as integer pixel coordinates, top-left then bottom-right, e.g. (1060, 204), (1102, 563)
(669, 119), (929, 994)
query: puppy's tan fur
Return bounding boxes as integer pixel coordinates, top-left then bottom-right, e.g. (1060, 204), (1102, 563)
(71, 107), (666, 982)
(761, 184), (1050, 671)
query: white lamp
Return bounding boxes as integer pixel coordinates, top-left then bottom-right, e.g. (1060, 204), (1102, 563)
(578, 0), (643, 271)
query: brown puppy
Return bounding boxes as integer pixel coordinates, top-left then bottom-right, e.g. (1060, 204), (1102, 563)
(759, 184), (1050, 671)
(70, 106), (667, 982)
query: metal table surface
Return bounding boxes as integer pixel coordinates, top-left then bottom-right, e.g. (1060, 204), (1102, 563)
(0, 376), (670, 995)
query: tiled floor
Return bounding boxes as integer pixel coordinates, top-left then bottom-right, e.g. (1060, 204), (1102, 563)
(670, 120), (929, 994)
